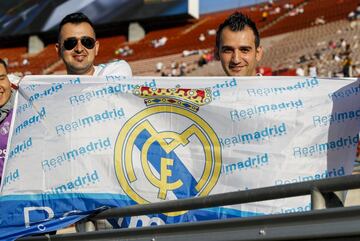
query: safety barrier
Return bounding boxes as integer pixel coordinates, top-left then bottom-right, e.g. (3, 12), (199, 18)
(20, 174), (360, 241)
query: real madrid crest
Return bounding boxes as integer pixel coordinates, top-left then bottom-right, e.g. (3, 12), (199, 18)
(114, 86), (222, 216)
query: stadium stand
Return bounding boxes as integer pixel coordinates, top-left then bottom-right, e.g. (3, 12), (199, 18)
(261, 19), (360, 77)
(0, 46), (27, 75)
(128, 52), (205, 76)
(1, 0), (359, 77)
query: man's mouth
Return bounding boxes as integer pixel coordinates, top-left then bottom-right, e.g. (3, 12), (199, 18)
(73, 55), (86, 62)
(230, 65), (245, 72)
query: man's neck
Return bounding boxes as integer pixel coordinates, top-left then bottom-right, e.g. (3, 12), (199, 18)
(68, 66), (95, 76)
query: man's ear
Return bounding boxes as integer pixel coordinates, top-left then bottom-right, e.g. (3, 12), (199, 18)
(55, 43), (60, 57)
(214, 47), (220, 60)
(95, 41), (99, 56)
(256, 46), (263, 62)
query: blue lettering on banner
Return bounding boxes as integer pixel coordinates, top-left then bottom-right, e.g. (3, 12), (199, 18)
(69, 80), (156, 105)
(312, 108), (360, 127)
(47, 170), (100, 194)
(293, 134), (359, 157)
(8, 137), (33, 160)
(230, 99), (303, 121)
(122, 215), (166, 227)
(28, 83), (64, 103)
(16, 78), (78, 115)
(221, 153), (269, 175)
(105, 75), (136, 82)
(275, 203), (311, 214)
(15, 107), (46, 135)
(247, 77), (319, 97)
(212, 78), (237, 98)
(219, 122), (287, 148)
(67, 77), (81, 84)
(274, 166), (345, 185)
(16, 101), (33, 115)
(2, 168), (20, 187)
(41, 137), (111, 171)
(25, 84), (38, 92)
(328, 85), (360, 100)
(55, 108), (125, 135)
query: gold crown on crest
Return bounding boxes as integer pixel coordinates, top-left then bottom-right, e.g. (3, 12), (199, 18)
(133, 86), (212, 112)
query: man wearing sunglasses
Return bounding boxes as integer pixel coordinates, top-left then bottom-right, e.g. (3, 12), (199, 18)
(56, 12), (132, 76)
(55, 12), (132, 232)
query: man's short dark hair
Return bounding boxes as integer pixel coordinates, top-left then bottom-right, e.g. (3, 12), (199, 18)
(58, 12), (95, 41)
(0, 58), (8, 72)
(216, 11), (260, 49)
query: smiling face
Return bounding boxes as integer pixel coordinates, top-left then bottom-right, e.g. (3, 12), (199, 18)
(56, 22), (99, 75)
(0, 64), (11, 107)
(216, 26), (263, 76)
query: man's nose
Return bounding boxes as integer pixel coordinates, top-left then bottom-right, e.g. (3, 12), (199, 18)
(232, 50), (242, 63)
(74, 40), (83, 52)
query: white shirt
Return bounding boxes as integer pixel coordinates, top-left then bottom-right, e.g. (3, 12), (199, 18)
(93, 60), (132, 77)
(309, 66), (317, 77)
(296, 67), (305, 76)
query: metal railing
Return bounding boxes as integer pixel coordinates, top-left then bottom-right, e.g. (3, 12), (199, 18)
(20, 174), (360, 241)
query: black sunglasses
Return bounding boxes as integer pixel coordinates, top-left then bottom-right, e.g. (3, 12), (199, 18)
(62, 36), (96, 50)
